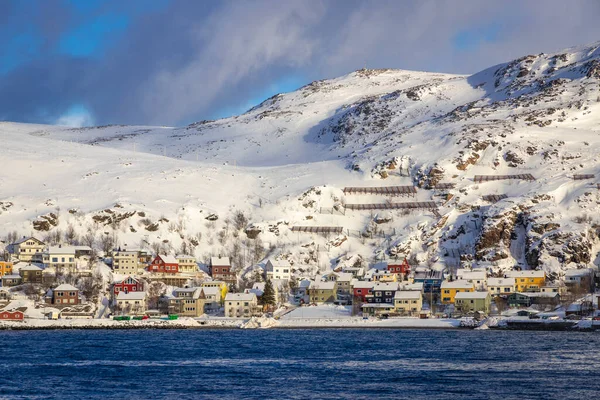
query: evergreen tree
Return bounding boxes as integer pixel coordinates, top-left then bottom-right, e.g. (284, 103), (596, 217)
(262, 279), (276, 306)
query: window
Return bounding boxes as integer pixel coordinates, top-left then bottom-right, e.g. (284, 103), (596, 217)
(444, 290), (450, 294)
(52, 257), (58, 263)
(385, 291), (392, 296)
(357, 289), (362, 294)
(244, 302), (249, 306)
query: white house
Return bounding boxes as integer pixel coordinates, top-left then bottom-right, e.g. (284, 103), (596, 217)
(456, 269), (487, 290)
(42, 245), (76, 270)
(200, 287), (222, 311)
(224, 293), (258, 317)
(116, 291), (147, 314)
(265, 259), (291, 281)
(487, 277), (516, 296)
(9, 237), (45, 262)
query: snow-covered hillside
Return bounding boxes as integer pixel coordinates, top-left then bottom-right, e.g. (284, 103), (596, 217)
(3, 41), (600, 281)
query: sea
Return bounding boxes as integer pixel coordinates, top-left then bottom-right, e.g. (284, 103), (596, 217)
(1, 328), (599, 399)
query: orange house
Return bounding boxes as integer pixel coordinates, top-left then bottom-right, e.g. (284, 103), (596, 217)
(0, 261), (13, 276)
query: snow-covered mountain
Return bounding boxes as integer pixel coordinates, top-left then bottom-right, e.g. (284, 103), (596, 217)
(3, 41), (600, 282)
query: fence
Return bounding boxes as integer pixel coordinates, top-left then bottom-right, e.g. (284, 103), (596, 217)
(482, 194), (508, 203)
(573, 174), (595, 180)
(290, 226), (344, 234)
(343, 186), (417, 197)
(473, 174), (536, 183)
(344, 201), (437, 211)
(435, 183), (455, 189)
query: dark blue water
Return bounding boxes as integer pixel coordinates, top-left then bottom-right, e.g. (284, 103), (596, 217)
(1, 329), (599, 399)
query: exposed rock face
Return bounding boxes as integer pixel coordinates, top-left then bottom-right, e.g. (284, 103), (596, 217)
(33, 213), (58, 231)
(476, 207), (518, 261)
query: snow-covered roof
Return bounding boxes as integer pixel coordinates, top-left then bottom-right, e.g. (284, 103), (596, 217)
(565, 268), (592, 277)
(46, 246), (76, 254)
(117, 291), (147, 300)
(201, 287), (220, 296)
(267, 259), (291, 268)
(310, 281), (336, 290)
(2, 274), (21, 279)
(157, 254), (178, 264)
(352, 280), (375, 289)
(211, 256), (230, 266)
(455, 291), (489, 300)
(520, 292), (559, 298)
(12, 237), (43, 245)
(225, 293), (256, 302)
(401, 282), (424, 291)
(394, 291), (421, 300)
(334, 272), (353, 282)
(457, 270), (487, 280)
(176, 255), (196, 260)
(487, 277), (515, 286)
(441, 280), (474, 289)
(54, 284), (79, 292)
(19, 264), (43, 271)
(252, 282), (266, 291)
(507, 270), (545, 279)
(371, 282), (399, 292)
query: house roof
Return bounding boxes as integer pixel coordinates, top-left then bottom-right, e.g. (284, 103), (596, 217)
(201, 287), (220, 296)
(12, 237), (43, 245)
(488, 278), (515, 286)
(176, 255), (196, 260)
(2, 274), (21, 279)
(225, 293), (256, 302)
(371, 282), (399, 292)
(334, 272), (353, 282)
(117, 291), (147, 300)
(268, 259), (291, 268)
(457, 270), (487, 280)
(507, 270), (545, 279)
(46, 246), (76, 255)
(54, 284), (79, 292)
(441, 280), (474, 289)
(157, 254), (178, 264)
(352, 280), (375, 289)
(565, 268), (592, 277)
(400, 282), (424, 291)
(455, 291), (489, 300)
(211, 256), (230, 266)
(310, 281), (336, 290)
(394, 291), (421, 300)
(19, 264), (43, 271)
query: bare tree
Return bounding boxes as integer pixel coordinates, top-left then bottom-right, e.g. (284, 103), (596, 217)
(233, 211), (249, 231)
(82, 232), (96, 248)
(65, 224), (78, 245)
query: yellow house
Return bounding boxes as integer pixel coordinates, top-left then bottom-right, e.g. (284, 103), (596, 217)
(441, 280), (475, 304)
(176, 255), (198, 274)
(201, 280), (228, 303)
(507, 270), (546, 292)
(0, 261), (13, 276)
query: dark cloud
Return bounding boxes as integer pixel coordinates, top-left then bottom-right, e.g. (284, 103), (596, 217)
(1, 0), (600, 126)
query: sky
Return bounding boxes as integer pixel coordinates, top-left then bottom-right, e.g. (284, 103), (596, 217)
(1, 0), (600, 128)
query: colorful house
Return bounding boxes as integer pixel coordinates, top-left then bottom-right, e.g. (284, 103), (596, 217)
(113, 276), (144, 297)
(0, 310), (24, 320)
(352, 280), (375, 303)
(455, 291), (491, 314)
(148, 254), (179, 274)
(209, 256), (236, 285)
(507, 270), (546, 292)
(0, 261), (13, 276)
(387, 258), (411, 276)
(47, 284), (81, 306)
(441, 280), (475, 304)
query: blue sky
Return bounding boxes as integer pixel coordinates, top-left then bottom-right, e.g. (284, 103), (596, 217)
(0, 0), (599, 127)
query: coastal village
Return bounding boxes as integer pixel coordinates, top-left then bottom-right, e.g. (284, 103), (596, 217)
(0, 231), (598, 329)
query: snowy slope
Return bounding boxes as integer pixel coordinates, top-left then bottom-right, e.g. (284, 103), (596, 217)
(3, 41), (600, 281)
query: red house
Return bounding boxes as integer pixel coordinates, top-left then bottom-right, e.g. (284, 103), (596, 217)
(209, 256), (236, 284)
(388, 258), (411, 275)
(148, 254), (179, 274)
(0, 310), (24, 320)
(352, 281), (375, 303)
(113, 276), (144, 296)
